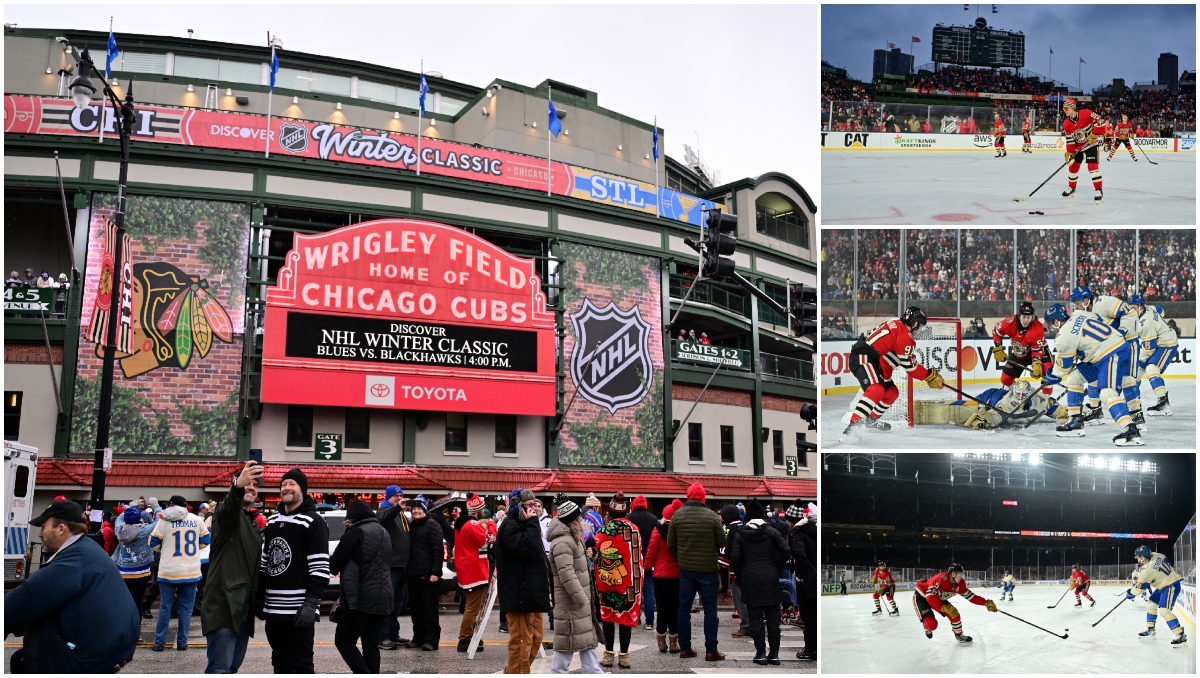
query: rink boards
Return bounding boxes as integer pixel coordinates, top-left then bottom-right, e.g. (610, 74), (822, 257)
(820, 130), (1195, 152)
(821, 337), (1196, 395)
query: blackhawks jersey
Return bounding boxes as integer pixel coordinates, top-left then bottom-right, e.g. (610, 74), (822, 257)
(1063, 109), (1101, 154)
(915, 571), (989, 608)
(1115, 122), (1132, 140)
(1071, 570), (1091, 587)
(994, 119), (1006, 136)
(873, 568), (896, 587)
(863, 319), (931, 382)
(991, 315), (1048, 361)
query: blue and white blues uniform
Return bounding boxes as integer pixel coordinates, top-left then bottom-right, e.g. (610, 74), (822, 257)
(1051, 309), (1135, 429)
(1127, 550), (1185, 643)
(1135, 305), (1178, 401)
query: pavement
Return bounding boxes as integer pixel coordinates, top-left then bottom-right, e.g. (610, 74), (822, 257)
(4, 599), (816, 674)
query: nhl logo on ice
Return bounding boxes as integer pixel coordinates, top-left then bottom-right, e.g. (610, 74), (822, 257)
(279, 123), (309, 154)
(569, 298), (652, 414)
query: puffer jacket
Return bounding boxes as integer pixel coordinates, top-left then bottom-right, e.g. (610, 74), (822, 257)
(407, 515), (444, 579)
(667, 500), (726, 572)
(111, 513), (155, 576)
(727, 519), (789, 607)
(329, 514), (394, 616)
(643, 523), (679, 580)
(547, 518), (601, 652)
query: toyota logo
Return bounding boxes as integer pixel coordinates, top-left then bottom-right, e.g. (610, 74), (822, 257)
(370, 383), (391, 398)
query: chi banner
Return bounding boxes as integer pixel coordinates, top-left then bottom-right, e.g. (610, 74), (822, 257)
(86, 217), (134, 353)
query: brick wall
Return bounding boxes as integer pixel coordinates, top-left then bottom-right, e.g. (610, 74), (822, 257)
(764, 394), (811, 414)
(672, 385), (752, 408)
(5, 342), (63, 364)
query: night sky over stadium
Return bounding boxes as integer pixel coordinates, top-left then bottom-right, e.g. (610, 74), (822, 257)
(822, 4), (1196, 92)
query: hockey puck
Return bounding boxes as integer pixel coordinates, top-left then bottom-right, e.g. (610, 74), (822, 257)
(1027, 210), (1044, 215)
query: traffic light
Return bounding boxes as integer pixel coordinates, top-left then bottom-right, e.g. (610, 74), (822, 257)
(800, 402), (817, 431)
(702, 211), (738, 279)
(789, 283), (817, 336)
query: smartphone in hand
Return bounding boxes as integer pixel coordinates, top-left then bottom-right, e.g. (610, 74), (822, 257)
(249, 448), (264, 464)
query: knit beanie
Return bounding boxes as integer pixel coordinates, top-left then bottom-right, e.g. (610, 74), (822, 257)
(411, 494), (428, 513)
(466, 492), (485, 515)
(686, 482), (707, 503)
(346, 499), (373, 522)
(662, 498), (683, 521)
(281, 468), (308, 494)
(122, 506), (142, 523)
(746, 499), (766, 521)
(385, 485), (403, 500)
(608, 492), (628, 515)
(630, 495), (648, 512)
(555, 493), (581, 524)
(584, 492), (601, 508)
(785, 502), (806, 521)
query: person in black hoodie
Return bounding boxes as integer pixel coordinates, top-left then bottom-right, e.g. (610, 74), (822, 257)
(728, 500), (789, 665)
(405, 495), (444, 651)
(376, 485), (410, 650)
(786, 500), (817, 662)
(626, 495), (658, 631)
(718, 505), (751, 637)
(257, 468), (330, 673)
(496, 488), (553, 674)
(330, 500), (394, 674)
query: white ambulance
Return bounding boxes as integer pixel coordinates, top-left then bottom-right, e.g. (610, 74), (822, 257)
(4, 441), (37, 585)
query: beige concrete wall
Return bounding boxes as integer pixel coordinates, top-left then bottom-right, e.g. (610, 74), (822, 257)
(3, 363), (62, 457)
(670, 401), (754, 476)
(761, 408), (817, 480)
(414, 412), (545, 468)
(254, 403), (402, 464)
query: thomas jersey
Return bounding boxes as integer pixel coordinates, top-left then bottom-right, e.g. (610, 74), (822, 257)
(149, 511), (210, 583)
(1115, 122), (1133, 140)
(1053, 310), (1125, 372)
(1137, 307), (1178, 353)
(992, 315), (1047, 360)
(1091, 296), (1138, 339)
(865, 320), (930, 381)
(873, 568), (895, 587)
(1062, 109), (1100, 151)
(1071, 571), (1090, 586)
(916, 571), (985, 605)
(1133, 552), (1182, 591)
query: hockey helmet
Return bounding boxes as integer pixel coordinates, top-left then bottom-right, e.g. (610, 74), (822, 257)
(1134, 545), (1151, 561)
(878, 561), (887, 569)
(1018, 301), (1036, 317)
(1063, 98), (1078, 110)
(1071, 563), (1080, 571)
(1127, 293), (1145, 307)
(900, 306), (928, 331)
(1043, 303), (1070, 329)
(1012, 378), (1037, 401)
(1069, 285), (1093, 303)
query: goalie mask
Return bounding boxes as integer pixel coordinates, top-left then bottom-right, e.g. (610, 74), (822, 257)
(1012, 379), (1036, 402)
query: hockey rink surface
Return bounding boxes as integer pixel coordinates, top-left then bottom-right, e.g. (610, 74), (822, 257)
(821, 152), (1196, 225)
(820, 379), (1196, 449)
(822, 585), (1196, 674)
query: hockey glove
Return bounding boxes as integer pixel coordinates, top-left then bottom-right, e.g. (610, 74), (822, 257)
(939, 602), (959, 618)
(1124, 589), (1136, 601)
(985, 599), (998, 613)
(1030, 361), (1043, 379)
(991, 345), (1007, 363)
(1064, 150), (1073, 164)
(923, 369), (945, 390)
(294, 596), (320, 628)
(1087, 133), (1100, 147)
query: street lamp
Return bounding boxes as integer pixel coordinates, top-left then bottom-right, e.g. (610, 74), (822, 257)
(69, 47), (138, 508)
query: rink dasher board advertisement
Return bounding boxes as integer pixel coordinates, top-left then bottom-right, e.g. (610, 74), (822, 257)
(820, 130), (1191, 152)
(820, 337), (1196, 394)
(822, 580), (1136, 595)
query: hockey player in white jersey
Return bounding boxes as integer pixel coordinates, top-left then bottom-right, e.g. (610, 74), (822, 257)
(1125, 545), (1187, 646)
(1068, 286), (1145, 430)
(1129, 295), (1178, 416)
(1042, 303), (1143, 446)
(997, 572), (1015, 602)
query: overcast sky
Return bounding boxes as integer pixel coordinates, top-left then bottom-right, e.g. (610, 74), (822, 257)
(5, 3), (819, 204)
(822, 3), (1196, 91)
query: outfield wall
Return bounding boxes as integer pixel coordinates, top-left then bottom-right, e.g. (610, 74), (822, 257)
(820, 131), (1192, 152)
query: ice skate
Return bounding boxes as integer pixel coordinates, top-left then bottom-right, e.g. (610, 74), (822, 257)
(1055, 414), (1085, 438)
(955, 634), (973, 643)
(1074, 602), (1082, 608)
(925, 630), (933, 639)
(841, 418), (865, 443)
(1147, 394), (1171, 416)
(1080, 404), (1104, 423)
(864, 417), (891, 432)
(1130, 410), (1147, 431)
(872, 608), (882, 615)
(1113, 425), (1144, 447)
(1138, 628), (1155, 638)
(888, 608), (899, 616)
(1094, 189), (1104, 204)
(1062, 187), (1076, 198)
(1171, 632), (1187, 647)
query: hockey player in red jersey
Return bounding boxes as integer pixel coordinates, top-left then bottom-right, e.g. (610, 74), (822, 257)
(992, 112), (1007, 158)
(1101, 117), (1114, 154)
(913, 564), (996, 643)
(840, 306), (946, 443)
(990, 301), (1050, 387)
(1070, 564), (1096, 608)
(1108, 114), (1138, 162)
(1021, 116), (1032, 153)
(1061, 98), (1105, 203)
(871, 562), (900, 616)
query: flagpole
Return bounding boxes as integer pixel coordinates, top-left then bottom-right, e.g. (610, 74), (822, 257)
(654, 116), (660, 219)
(547, 84), (552, 197)
(265, 43), (274, 158)
(100, 17), (112, 144)
(417, 60), (423, 177)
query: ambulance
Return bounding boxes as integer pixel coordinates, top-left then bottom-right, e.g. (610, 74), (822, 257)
(4, 441), (37, 585)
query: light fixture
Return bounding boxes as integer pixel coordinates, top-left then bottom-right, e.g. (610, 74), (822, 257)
(68, 68), (96, 108)
(65, 46), (71, 54)
(111, 78), (119, 87)
(46, 67), (53, 74)
(532, 121), (537, 128)
(394, 111), (400, 119)
(225, 88), (232, 96)
(645, 154), (650, 160)
(617, 144), (623, 151)
(292, 95), (298, 104)
(187, 83), (194, 92)
(336, 102), (342, 110)
(481, 107), (488, 116)
(564, 130), (568, 135)
(486, 89), (493, 98)
(429, 118), (435, 126)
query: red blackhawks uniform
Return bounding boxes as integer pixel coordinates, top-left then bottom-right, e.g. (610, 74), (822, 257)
(1070, 566), (1095, 607)
(993, 116), (1007, 157)
(913, 567), (994, 642)
(991, 302), (1050, 386)
(1061, 99), (1104, 202)
(872, 564), (899, 615)
(1021, 118), (1032, 153)
(1108, 118), (1138, 161)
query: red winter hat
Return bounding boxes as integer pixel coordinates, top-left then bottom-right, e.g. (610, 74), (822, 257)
(662, 498), (684, 521)
(686, 482), (706, 503)
(609, 491), (628, 514)
(631, 495), (648, 511)
(466, 492), (485, 515)
(53, 495), (67, 502)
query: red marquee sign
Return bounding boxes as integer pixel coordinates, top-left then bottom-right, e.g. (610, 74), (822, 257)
(260, 219), (556, 415)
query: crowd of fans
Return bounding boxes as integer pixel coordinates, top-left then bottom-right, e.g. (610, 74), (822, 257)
(1094, 87), (1196, 133)
(906, 65), (1058, 97)
(821, 70), (873, 117)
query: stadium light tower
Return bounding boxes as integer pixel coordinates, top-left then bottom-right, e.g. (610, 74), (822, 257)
(1075, 455), (1158, 494)
(950, 453), (1045, 488)
(823, 453), (897, 476)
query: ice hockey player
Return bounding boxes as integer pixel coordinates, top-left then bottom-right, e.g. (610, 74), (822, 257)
(1108, 114), (1138, 162)
(840, 306), (946, 443)
(1069, 564), (1095, 608)
(913, 564), (996, 643)
(1020, 116), (1032, 153)
(1100, 117), (1114, 154)
(1126, 545), (1187, 646)
(1041, 303), (1143, 446)
(1130, 295), (1177, 416)
(871, 562), (899, 616)
(991, 301), (1050, 389)
(1060, 98), (1104, 203)
(962, 378), (1067, 430)
(992, 112), (1007, 158)
(1069, 286), (1145, 430)
(998, 571), (1015, 601)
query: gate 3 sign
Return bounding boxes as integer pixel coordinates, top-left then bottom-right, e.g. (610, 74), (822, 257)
(260, 218), (556, 416)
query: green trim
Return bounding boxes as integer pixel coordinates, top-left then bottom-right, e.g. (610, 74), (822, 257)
(4, 318), (67, 342)
(749, 286), (764, 477)
(703, 172), (818, 215)
(403, 411), (417, 464)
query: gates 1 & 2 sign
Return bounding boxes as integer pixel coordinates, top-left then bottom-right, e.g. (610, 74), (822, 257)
(260, 218), (556, 415)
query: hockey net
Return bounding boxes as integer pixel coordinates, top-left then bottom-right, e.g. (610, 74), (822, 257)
(879, 317), (963, 427)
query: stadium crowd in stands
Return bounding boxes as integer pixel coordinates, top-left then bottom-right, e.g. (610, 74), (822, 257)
(906, 65), (1057, 96)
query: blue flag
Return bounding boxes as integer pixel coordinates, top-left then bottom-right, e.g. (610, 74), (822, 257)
(419, 74), (429, 116)
(548, 100), (562, 137)
(269, 49), (279, 91)
(652, 120), (659, 161)
(105, 32), (119, 78)
(992, 4), (998, 13)
(1050, 47), (1054, 55)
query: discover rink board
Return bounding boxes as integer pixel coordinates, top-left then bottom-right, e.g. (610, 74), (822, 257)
(821, 133), (1195, 225)
(822, 584), (1196, 674)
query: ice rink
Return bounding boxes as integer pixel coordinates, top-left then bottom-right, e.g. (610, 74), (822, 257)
(821, 151), (1196, 225)
(822, 585), (1196, 674)
(820, 379), (1195, 449)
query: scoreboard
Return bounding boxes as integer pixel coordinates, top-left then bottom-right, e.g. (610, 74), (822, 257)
(932, 18), (1025, 69)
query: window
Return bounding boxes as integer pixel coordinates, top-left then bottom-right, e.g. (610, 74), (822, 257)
(119, 52), (167, 75)
(4, 392), (22, 441)
(359, 80), (398, 104)
(495, 415), (517, 455)
(345, 408), (370, 449)
(756, 202), (809, 248)
(275, 67), (314, 92)
(310, 72), (353, 97)
(796, 432), (809, 468)
(446, 412), (468, 452)
(720, 425), (735, 464)
(218, 60), (262, 84)
(688, 423), (703, 462)
(286, 405), (313, 447)
(772, 430), (784, 467)
(13, 465), (29, 498)
(173, 55), (219, 79)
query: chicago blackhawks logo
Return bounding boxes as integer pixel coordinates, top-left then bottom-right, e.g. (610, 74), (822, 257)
(265, 536), (293, 577)
(568, 298), (652, 414)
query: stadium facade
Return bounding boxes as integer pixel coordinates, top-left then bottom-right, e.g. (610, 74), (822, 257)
(4, 27), (817, 507)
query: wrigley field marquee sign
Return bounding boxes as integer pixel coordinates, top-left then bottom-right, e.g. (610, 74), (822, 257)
(260, 218), (556, 415)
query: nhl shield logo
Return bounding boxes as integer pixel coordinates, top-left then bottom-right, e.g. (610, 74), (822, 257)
(279, 123), (309, 154)
(569, 298), (652, 414)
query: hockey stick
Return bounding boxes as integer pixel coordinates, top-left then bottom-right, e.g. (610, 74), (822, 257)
(1133, 138), (1159, 165)
(997, 609), (1069, 639)
(939, 382), (1038, 424)
(1091, 596), (1128, 627)
(1011, 143), (1101, 202)
(1047, 587), (1071, 609)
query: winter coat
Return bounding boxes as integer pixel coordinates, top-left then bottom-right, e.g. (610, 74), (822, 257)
(593, 518), (642, 626)
(112, 513), (156, 576)
(100, 522), (117, 555)
(547, 518), (602, 653)
(643, 523), (679, 580)
(4, 536), (140, 672)
(496, 512), (552, 613)
(667, 500), (726, 572)
(454, 515), (495, 589)
(626, 507), (658, 557)
(789, 519), (818, 588)
(727, 519), (789, 607)
(377, 501), (411, 569)
(407, 515), (444, 579)
(329, 516), (394, 616)
(201, 482), (263, 637)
